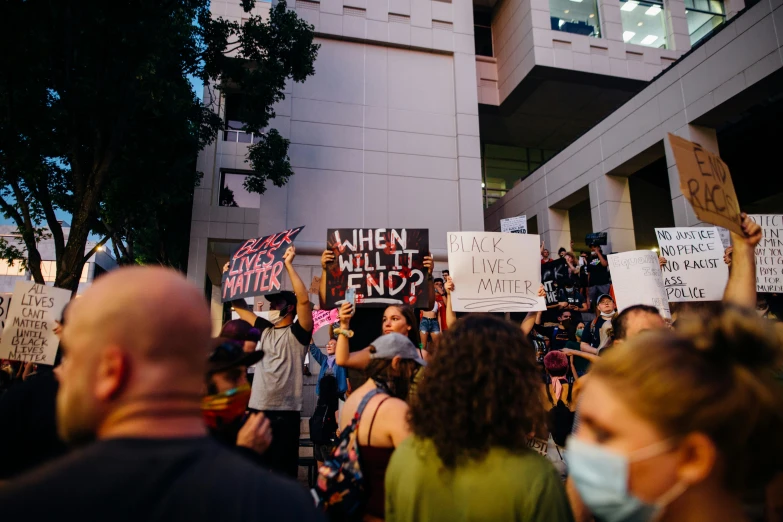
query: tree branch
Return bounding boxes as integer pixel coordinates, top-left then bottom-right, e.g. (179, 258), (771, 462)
(82, 235), (110, 265)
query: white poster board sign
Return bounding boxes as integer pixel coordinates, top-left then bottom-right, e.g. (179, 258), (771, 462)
(655, 227), (728, 302)
(716, 227), (732, 249)
(608, 250), (671, 319)
(447, 231), (546, 312)
(500, 215), (527, 234)
(748, 215), (783, 293)
(0, 282), (70, 364)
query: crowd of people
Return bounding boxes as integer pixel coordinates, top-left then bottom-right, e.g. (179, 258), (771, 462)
(0, 212), (781, 522)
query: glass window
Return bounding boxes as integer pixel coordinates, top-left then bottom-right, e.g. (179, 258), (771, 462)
(482, 145), (552, 208)
(685, 0), (725, 45)
(549, 0), (600, 38)
(0, 260), (24, 277)
(219, 170), (260, 209)
(619, 0), (667, 49)
(474, 10), (493, 57)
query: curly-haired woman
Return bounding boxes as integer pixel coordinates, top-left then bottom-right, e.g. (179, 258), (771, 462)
(384, 314), (574, 522)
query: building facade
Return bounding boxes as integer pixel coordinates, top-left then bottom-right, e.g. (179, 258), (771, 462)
(188, 0), (757, 314)
(0, 225), (118, 295)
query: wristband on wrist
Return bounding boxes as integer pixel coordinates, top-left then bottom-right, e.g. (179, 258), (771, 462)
(334, 328), (354, 338)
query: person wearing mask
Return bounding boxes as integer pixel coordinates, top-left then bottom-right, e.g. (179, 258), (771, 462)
(557, 278), (588, 324)
(566, 306), (783, 522)
(202, 339), (272, 462)
(533, 309), (578, 352)
(0, 267), (322, 522)
(385, 314), (573, 522)
(586, 244), (610, 310)
(558, 247), (567, 258)
(335, 323), (425, 522)
(580, 294), (616, 355)
(228, 245), (314, 479)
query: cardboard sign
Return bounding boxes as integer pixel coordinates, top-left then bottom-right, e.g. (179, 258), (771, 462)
(667, 134), (742, 235)
(312, 308), (339, 333)
(447, 231), (546, 312)
(500, 216), (527, 234)
(748, 215), (783, 293)
(222, 227), (304, 302)
(0, 293), (12, 339)
(309, 275), (321, 296)
(324, 228), (429, 308)
(541, 258), (570, 306)
(656, 227), (728, 301)
(608, 250), (671, 319)
(585, 232), (608, 246)
(0, 282), (70, 364)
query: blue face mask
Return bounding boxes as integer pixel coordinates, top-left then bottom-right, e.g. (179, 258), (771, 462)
(565, 437), (687, 522)
(576, 328), (584, 337)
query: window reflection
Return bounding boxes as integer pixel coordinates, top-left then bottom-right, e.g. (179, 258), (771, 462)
(685, 0), (725, 45)
(219, 170), (260, 209)
(550, 0), (600, 37)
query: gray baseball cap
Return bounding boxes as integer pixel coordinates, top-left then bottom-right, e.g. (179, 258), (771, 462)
(369, 333), (427, 366)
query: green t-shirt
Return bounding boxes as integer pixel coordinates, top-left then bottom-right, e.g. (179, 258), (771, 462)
(385, 436), (575, 522)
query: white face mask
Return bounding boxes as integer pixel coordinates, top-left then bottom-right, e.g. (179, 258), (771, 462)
(267, 308), (288, 325)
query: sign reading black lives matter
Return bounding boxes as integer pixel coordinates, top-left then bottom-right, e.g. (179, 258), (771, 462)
(222, 227), (304, 302)
(541, 258), (570, 306)
(447, 231), (546, 312)
(0, 282), (70, 364)
(325, 229), (429, 308)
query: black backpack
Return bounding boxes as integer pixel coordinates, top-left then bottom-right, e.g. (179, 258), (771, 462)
(546, 378), (575, 447)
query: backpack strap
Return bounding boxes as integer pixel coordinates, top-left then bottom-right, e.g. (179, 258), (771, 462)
(545, 380), (555, 406)
(355, 387), (382, 420)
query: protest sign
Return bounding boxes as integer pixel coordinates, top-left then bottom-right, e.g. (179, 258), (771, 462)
(541, 258), (570, 306)
(312, 308), (339, 333)
(608, 250), (671, 319)
(0, 282), (70, 364)
(222, 226), (304, 302)
(585, 232), (608, 246)
(655, 227), (728, 301)
(748, 215), (783, 293)
(309, 275), (321, 296)
(667, 134), (742, 235)
(324, 228), (429, 308)
(447, 231), (546, 312)
(500, 216), (527, 234)
(0, 293), (12, 339)
(716, 227), (731, 249)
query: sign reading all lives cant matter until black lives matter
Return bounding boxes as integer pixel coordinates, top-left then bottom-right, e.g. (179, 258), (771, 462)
(0, 282), (70, 364)
(749, 215), (783, 293)
(447, 231), (546, 313)
(608, 250), (671, 319)
(655, 227), (728, 302)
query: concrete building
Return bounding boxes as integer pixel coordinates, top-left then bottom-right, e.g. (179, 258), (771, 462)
(0, 225), (118, 295)
(484, 0), (783, 255)
(188, 0), (765, 312)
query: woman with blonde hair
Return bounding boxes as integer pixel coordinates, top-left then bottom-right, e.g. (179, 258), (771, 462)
(566, 306), (783, 522)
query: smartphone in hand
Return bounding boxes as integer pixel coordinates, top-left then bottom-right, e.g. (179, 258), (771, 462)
(345, 287), (356, 315)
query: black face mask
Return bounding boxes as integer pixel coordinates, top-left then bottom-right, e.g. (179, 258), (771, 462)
(561, 318), (573, 327)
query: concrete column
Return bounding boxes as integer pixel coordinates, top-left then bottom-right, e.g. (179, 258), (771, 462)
(664, 0), (691, 51)
(598, 0), (625, 42)
(589, 175), (636, 252)
(186, 236), (209, 293)
(210, 285), (224, 336)
(541, 208), (573, 255)
(665, 124), (719, 227)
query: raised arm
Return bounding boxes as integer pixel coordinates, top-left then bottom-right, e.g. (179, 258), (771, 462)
(594, 247), (608, 267)
(319, 250), (334, 309)
(424, 254), (435, 310)
(334, 302), (372, 369)
(222, 261), (258, 325)
(283, 246), (313, 332)
(444, 276), (457, 328)
(723, 213), (762, 309)
(521, 311), (540, 336)
(309, 342), (326, 365)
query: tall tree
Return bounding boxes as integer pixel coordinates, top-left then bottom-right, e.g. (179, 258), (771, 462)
(0, 0), (318, 290)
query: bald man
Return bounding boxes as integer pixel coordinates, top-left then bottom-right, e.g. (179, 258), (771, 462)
(0, 267), (323, 522)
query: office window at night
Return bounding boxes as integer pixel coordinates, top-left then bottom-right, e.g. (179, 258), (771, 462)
(685, 0), (725, 45)
(619, 0), (667, 48)
(474, 10), (493, 57)
(219, 170), (260, 209)
(550, 0), (600, 37)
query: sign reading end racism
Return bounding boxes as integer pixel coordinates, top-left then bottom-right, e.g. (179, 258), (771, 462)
(668, 133), (743, 235)
(325, 228), (429, 308)
(222, 227), (304, 302)
(447, 232), (546, 313)
(0, 282), (70, 364)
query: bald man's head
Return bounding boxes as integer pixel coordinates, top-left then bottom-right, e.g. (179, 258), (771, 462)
(56, 267), (212, 445)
